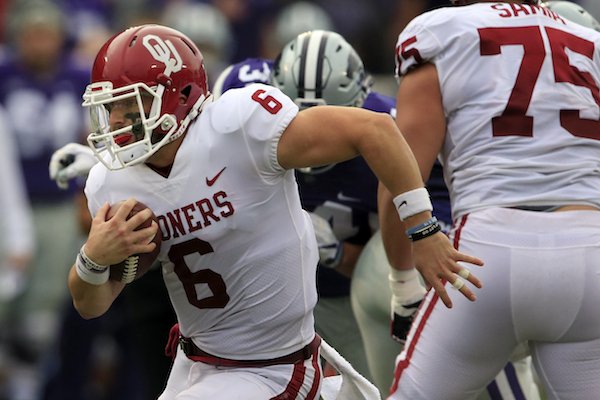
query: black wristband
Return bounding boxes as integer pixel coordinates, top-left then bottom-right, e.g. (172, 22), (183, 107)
(406, 219), (442, 242)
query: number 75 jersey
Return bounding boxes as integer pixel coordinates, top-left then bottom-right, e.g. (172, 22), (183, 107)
(395, 3), (600, 218)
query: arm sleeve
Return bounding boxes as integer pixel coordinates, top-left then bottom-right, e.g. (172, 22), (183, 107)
(394, 12), (445, 78)
(209, 83), (299, 181)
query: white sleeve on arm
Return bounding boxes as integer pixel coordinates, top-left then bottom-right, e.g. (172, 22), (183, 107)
(210, 84), (299, 180)
(394, 10), (446, 78)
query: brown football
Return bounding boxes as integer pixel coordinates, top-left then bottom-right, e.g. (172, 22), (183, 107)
(106, 200), (161, 284)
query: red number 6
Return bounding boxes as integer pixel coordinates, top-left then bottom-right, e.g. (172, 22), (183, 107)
(251, 89), (283, 114)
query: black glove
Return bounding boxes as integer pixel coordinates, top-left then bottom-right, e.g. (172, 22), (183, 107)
(390, 299), (422, 343)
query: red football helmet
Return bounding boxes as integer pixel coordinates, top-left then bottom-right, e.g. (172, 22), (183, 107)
(83, 24), (211, 170)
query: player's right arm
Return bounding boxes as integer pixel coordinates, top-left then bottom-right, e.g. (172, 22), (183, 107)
(68, 198), (157, 319)
(278, 100), (483, 307)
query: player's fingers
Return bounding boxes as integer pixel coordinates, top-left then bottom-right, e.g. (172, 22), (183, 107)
(132, 221), (159, 246)
(127, 207), (153, 230)
(115, 198), (138, 220)
(454, 266), (482, 289)
(457, 268), (470, 279)
(131, 240), (157, 255)
(49, 151), (65, 179)
(48, 159), (59, 180)
(94, 202), (111, 222)
(429, 277), (453, 308)
(451, 277), (464, 290)
(455, 251), (484, 267)
(451, 276), (478, 302)
(56, 178), (69, 190)
(56, 166), (76, 184)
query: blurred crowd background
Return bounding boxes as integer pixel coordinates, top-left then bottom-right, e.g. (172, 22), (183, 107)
(0, 0), (597, 399)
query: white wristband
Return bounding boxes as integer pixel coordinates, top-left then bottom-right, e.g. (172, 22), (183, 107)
(393, 188), (433, 221)
(389, 268), (426, 308)
(75, 246), (109, 285)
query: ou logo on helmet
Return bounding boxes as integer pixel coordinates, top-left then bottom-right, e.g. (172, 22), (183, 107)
(142, 34), (183, 77)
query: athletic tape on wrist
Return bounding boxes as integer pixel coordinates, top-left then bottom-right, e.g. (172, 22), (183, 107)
(393, 188), (433, 221)
(388, 268), (419, 283)
(76, 245), (109, 285)
(389, 269), (426, 309)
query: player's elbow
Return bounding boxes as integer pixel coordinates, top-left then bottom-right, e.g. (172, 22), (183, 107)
(71, 296), (111, 320)
(75, 305), (104, 320)
(358, 112), (401, 154)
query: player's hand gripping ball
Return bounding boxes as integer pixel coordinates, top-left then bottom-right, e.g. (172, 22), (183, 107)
(106, 201), (161, 284)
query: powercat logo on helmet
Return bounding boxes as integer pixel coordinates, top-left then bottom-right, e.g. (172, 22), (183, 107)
(142, 34), (183, 77)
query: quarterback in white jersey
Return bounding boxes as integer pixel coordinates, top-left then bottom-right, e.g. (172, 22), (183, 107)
(63, 24), (482, 400)
(380, 1), (600, 399)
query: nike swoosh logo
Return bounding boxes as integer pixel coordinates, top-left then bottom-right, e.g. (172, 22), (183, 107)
(337, 192), (361, 202)
(397, 200), (407, 208)
(206, 167), (226, 187)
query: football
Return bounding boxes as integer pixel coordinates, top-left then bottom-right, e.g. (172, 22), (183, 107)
(106, 200), (162, 284)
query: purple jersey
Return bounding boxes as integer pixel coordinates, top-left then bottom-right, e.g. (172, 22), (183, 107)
(212, 58), (274, 97)
(0, 53), (90, 201)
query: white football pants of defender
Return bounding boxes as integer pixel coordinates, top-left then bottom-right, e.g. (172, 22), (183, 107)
(159, 346), (322, 399)
(390, 208), (600, 400)
(352, 230), (542, 400)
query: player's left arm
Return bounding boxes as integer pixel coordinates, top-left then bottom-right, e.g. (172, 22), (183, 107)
(279, 103), (483, 309)
(382, 63), (482, 309)
(279, 105), (423, 197)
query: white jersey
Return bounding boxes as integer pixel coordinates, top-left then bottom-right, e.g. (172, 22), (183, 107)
(396, 3), (600, 219)
(85, 84), (319, 360)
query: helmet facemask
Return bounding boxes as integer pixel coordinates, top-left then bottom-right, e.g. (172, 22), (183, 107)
(84, 81), (181, 170)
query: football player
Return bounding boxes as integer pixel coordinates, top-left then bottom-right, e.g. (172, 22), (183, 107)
(382, 0), (600, 399)
(272, 29), (541, 400)
(53, 24), (481, 399)
(271, 29), (380, 382)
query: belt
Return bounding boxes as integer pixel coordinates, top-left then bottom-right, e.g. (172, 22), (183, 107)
(179, 335), (321, 368)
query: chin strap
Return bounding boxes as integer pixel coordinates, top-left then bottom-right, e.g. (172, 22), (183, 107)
(168, 93), (214, 144)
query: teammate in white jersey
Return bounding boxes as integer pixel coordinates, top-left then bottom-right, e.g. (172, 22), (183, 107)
(61, 24), (481, 399)
(380, 1), (600, 399)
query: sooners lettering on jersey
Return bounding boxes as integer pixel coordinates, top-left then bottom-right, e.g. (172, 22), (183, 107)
(395, 3), (600, 218)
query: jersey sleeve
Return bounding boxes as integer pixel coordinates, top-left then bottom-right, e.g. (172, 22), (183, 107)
(84, 164), (109, 218)
(394, 10), (446, 78)
(209, 83), (299, 180)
